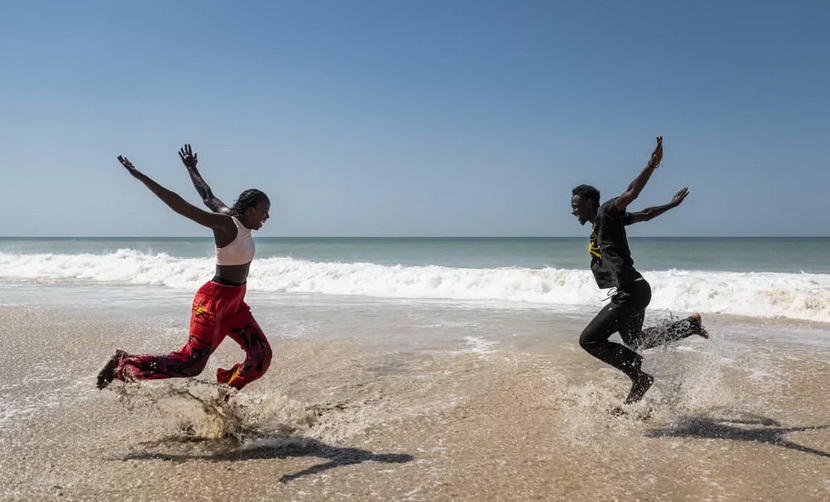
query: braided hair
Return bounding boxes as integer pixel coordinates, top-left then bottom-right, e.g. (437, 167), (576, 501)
(229, 189), (269, 217)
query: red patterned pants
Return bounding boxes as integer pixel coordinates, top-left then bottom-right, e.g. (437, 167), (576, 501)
(114, 280), (272, 390)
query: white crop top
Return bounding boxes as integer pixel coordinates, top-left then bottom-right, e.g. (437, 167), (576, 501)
(216, 217), (255, 266)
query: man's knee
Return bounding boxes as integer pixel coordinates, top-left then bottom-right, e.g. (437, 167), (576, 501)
(579, 329), (603, 353)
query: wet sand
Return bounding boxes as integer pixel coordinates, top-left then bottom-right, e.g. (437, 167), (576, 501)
(1, 306), (828, 501)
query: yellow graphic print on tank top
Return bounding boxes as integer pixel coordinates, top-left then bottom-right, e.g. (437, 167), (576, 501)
(589, 221), (602, 260)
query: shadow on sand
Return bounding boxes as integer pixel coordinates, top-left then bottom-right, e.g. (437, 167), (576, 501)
(117, 436), (414, 482)
(645, 411), (830, 459)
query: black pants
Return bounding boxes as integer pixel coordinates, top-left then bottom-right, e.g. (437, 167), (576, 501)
(579, 279), (699, 379)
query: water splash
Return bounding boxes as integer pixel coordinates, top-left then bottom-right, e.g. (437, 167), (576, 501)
(112, 379), (315, 441)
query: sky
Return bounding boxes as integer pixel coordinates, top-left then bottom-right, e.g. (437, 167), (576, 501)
(1, 0), (827, 237)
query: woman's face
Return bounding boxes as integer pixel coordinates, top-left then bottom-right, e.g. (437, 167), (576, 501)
(247, 199), (271, 230)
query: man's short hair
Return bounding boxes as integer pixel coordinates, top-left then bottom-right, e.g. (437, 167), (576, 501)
(572, 184), (600, 206)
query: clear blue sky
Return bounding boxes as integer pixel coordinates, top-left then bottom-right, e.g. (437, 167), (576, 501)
(1, 0), (827, 237)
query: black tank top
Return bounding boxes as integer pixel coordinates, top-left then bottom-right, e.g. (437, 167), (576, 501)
(588, 198), (642, 288)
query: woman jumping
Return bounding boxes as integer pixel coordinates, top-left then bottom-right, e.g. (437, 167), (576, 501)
(97, 144), (272, 391)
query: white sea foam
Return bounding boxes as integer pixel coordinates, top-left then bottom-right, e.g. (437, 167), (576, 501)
(1, 250), (828, 323)
(462, 336), (498, 354)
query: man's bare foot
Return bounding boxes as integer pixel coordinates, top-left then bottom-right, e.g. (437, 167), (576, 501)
(690, 313), (708, 339)
(624, 372), (654, 404)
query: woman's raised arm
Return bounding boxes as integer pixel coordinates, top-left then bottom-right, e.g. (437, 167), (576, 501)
(178, 144), (231, 214)
(118, 155), (235, 235)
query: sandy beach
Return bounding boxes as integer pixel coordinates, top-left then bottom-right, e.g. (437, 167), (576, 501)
(3, 0), (829, 499)
(1, 305), (828, 501)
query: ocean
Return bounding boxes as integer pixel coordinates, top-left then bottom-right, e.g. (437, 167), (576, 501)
(1, 236), (828, 501)
(1, 236), (828, 323)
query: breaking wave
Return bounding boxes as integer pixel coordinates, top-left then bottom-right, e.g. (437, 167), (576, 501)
(1, 249), (828, 322)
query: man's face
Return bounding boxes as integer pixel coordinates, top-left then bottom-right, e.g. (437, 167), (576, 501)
(571, 194), (595, 226)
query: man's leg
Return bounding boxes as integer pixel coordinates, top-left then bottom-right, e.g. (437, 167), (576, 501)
(216, 305), (272, 391)
(579, 303), (645, 380)
(579, 283), (654, 403)
(624, 313), (708, 351)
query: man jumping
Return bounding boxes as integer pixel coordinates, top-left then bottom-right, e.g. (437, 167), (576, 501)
(570, 136), (707, 405)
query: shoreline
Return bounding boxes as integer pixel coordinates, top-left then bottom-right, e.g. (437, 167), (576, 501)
(2, 305), (829, 501)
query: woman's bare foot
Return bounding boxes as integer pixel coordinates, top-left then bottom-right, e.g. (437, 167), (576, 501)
(96, 350), (122, 389)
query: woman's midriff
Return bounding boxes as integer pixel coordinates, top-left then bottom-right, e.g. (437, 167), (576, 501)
(214, 262), (251, 286)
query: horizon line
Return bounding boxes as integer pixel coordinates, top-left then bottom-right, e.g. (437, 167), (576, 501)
(2, 235), (829, 239)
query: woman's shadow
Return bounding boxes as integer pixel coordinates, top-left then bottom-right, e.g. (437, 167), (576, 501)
(645, 409), (829, 459)
(118, 436), (414, 482)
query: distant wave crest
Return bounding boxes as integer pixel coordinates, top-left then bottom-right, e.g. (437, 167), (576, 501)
(1, 249), (828, 323)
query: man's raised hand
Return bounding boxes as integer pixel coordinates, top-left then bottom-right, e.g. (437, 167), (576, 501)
(178, 144), (198, 169)
(647, 136), (663, 169)
(671, 187), (689, 206)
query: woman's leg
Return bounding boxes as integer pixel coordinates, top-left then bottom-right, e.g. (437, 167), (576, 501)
(115, 334), (213, 381)
(97, 281), (230, 389)
(216, 304), (272, 390)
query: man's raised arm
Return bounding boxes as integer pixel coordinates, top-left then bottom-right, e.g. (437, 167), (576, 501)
(627, 187), (689, 224)
(613, 136), (663, 211)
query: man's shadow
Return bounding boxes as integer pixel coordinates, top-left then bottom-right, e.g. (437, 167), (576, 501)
(118, 436), (414, 482)
(645, 411), (830, 459)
